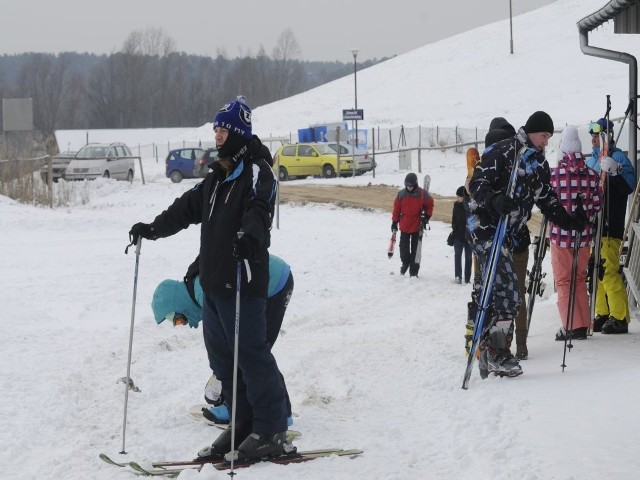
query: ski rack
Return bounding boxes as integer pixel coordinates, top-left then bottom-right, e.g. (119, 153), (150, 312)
(621, 177), (640, 308)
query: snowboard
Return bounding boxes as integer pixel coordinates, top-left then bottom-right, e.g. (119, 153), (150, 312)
(414, 174), (431, 266)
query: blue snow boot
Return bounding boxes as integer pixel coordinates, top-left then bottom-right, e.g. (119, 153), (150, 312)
(202, 404), (230, 424)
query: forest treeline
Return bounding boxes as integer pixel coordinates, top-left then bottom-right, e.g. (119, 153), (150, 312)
(0, 28), (388, 138)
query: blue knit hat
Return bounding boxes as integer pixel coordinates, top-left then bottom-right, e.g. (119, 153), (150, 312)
(213, 95), (252, 139)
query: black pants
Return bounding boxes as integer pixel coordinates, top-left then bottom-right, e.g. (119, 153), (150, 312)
(265, 273), (294, 416)
(399, 231), (420, 275)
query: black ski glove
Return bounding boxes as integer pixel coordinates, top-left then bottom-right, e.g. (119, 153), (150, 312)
(233, 234), (254, 260)
(391, 222), (398, 233)
(129, 223), (157, 245)
(566, 212), (587, 232)
(487, 193), (517, 216)
(184, 256), (200, 282)
(421, 215), (430, 229)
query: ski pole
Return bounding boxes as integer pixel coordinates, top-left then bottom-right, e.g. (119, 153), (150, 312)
(614, 99), (633, 146)
(561, 195), (584, 372)
(121, 237), (142, 454)
(229, 231), (246, 474)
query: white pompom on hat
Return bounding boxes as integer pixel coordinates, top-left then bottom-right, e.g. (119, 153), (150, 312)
(560, 124), (582, 154)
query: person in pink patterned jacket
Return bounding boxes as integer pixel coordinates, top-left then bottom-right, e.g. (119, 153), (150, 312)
(549, 125), (602, 341)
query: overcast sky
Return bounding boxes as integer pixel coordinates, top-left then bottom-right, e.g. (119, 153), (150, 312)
(0, 0), (556, 62)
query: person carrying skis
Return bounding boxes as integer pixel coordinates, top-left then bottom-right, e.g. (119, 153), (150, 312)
(450, 185), (472, 284)
(483, 117), (531, 361)
(550, 125), (602, 340)
(129, 96), (289, 461)
(391, 172), (434, 277)
(151, 254), (294, 426)
(467, 111), (586, 378)
(585, 118), (635, 334)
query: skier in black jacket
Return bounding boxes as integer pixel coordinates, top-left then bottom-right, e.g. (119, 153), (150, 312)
(468, 111), (585, 379)
(129, 96), (288, 460)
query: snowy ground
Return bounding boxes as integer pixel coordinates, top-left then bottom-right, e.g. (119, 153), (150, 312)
(2, 148), (639, 480)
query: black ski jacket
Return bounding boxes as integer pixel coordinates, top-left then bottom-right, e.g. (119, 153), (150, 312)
(149, 137), (277, 297)
(468, 128), (571, 248)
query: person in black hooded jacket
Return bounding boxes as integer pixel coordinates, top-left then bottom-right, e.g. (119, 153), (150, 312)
(129, 96), (288, 461)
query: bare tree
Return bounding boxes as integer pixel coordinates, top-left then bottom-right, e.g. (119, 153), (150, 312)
(122, 27), (176, 57)
(84, 54), (123, 128)
(16, 53), (70, 135)
(271, 28), (303, 99)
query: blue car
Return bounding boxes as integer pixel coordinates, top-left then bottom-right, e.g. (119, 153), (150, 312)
(165, 147), (204, 183)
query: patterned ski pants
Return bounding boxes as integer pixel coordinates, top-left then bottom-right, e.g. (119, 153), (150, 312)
(473, 240), (520, 341)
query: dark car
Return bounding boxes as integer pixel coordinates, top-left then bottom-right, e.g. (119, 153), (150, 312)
(194, 148), (218, 178)
(165, 147), (205, 183)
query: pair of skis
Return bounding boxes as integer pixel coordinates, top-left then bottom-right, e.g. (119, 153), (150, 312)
(100, 448), (363, 476)
(387, 174), (431, 263)
(525, 216), (549, 330)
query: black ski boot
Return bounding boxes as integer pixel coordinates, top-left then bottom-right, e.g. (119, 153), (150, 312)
(237, 432), (289, 459)
(196, 421), (251, 461)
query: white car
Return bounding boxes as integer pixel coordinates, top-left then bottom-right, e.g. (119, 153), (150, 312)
(327, 143), (375, 173)
(65, 142), (136, 181)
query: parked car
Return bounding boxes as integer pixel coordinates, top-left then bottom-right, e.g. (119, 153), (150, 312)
(194, 148), (218, 178)
(39, 151), (77, 183)
(273, 143), (356, 181)
(327, 143), (376, 173)
(165, 147), (205, 183)
(65, 142), (136, 181)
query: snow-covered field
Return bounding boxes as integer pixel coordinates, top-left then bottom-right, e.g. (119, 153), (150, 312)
(2, 142), (639, 479)
(3, 0), (640, 478)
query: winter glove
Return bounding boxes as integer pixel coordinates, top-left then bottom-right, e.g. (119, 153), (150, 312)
(513, 225), (531, 253)
(391, 222), (398, 233)
(232, 234), (254, 260)
(487, 193), (517, 216)
(421, 215), (430, 229)
(129, 223), (157, 245)
(184, 256), (200, 282)
(565, 212), (587, 232)
(601, 156), (621, 176)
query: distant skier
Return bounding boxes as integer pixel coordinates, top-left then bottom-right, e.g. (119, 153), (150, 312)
(550, 125), (602, 341)
(450, 185), (472, 284)
(467, 111), (586, 378)
(585, 118), (635, 334)
(391, 172), (434, 277)
(151, 254), (294, 425)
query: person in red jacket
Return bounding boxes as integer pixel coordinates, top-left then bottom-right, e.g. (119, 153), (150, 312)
(391, 172), (434, 277)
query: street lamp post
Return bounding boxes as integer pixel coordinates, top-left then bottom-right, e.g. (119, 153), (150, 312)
(350, 48), (359, 148)
(509, 0), (514, 54)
